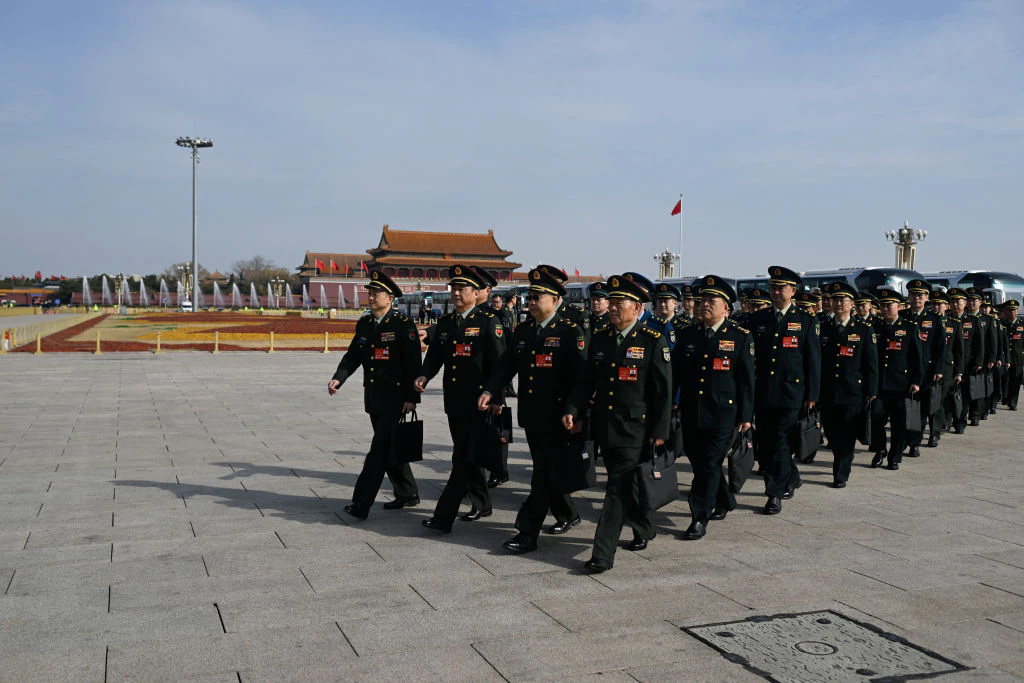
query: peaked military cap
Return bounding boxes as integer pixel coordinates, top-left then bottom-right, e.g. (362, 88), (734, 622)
(1003, 299), (1019, 310)
(906, 279), (932, 294)
(767, 265), (801, 287)
(679, 283), (696, 299)
(929, 290), (950, 304)
(747, 287), (770, 304)
(588, 281), (609, 299)
(826, 281), (857, 299)
(366, 270), (403, 298)
(876, 288), (905, 305)
(622, 272), (655, 299)
(653, 282), (681, 300)
(536, 264), (569, 283)
(607, 274), (652, 303)
(854, 291), (877, 305)
(796, 291), (817, 306)
(469, 265), (497, 288)
(528, 267), (566, 297)
(696, 274), (736, 305)
(964, 287), (983, 300)
(448, 264), (485, 289)
(947, 287), (968, 300)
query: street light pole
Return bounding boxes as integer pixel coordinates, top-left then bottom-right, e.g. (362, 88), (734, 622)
(176, 137), (213, 312)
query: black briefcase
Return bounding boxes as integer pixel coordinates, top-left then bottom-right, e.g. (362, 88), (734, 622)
(390, 410), (424, 463)
(668, 409), (685, 462)
(904, 395), (923, 433)
(553, 433), (598, 494)
(791, 408), (821, 464)
(951, 385), (964, 418)
(466, 411), (507, 471)
(637, 444), (678, 515)
(984, 371), (994, 398)
(968, 372), (985, 399)
(858, 402), (874, 447)
(927, 382), (943, 416)
(727, 427), (756, 494)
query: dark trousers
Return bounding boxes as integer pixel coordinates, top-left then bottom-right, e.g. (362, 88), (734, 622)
(432, 414), (491, 525)
(352, 412), (418, 508)
(1007, 366), (1022, 409)
(988, 367), (1003, 412)
(821, 404), (860, 483)
(968, 370), (986, 422)
(873, 393), (908, 464)
(906, 386), (934, 450)
(682, 427), (735, 524)
(958, 373), (976, 428)
(514, 427), (579, 539)
(756, 406), (801, 498)
(591, 445), (651, 564)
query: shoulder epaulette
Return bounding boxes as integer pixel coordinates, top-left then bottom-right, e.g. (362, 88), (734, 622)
(476, 307), (496, 318)
(392, 311), (408, 321)
(638, 326), (661, 340)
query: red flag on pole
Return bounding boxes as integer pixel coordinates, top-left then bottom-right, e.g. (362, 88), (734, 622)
(345, 262), (350, 275)
(574, 268), (580, 277)
(360, 260), (368, 272)
(314, 258), (325, 271)
(671, 199), (682, 216)
(330, 259), (338, 271)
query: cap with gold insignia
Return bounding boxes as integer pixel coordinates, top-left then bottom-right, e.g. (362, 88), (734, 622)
(696, 274), (736, 304)
(767, 265), (801, 287)
(1002, 299), (1019, 310)
(947, 287), (968, 300)
(448, 264), (485, 289)
(366, 270), (403, 298)
(907, 279), (932, 294)
(929, 290), (950, 304)
(876, 288), (905, 305)
(528, 267), (567, 297)
(679, 283), (696, 300)
(747, 287), (770, 305)
(536, 264), (569, 283)
(654, 282), (681, 300)
(607, 274), (652, 303)
(588, 281), (609, 299)
(796, 291), (817, 308)
(854, 290), (878, 305)
(469, 265), (497, 289)
(964, 287), (983, 300)
(622, 272), (655, 300)
(827, 281), (857, 299)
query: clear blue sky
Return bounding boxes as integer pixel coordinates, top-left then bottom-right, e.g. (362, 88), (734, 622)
(2, 0), (1021, 281)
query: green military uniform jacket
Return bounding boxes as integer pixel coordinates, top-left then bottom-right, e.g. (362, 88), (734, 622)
(875, 316), (923, 393)
(939, 314), (966, 378)
(902, 309), (946, 380)
(1008, 317), (1024, 376)
(332, 310), (421, 414)
(671, 319), (755, 429)
(567, 324), (672, 449)
(956, 313), (985, 371)
(421, 305), (506, 416)
(748, 304), (822, 408)
(819, 317), (878, 406)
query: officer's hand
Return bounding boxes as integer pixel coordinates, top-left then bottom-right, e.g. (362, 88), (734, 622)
(955, 374), (962, 383)
(413, 376), (428, 392)
(402, 402), (415, 413)
(489, 404), (503, 416)
(417, 329), (428, 342)
(650, 438), (665, 447)
(562, 414), (574, 431)
(933, 373), (943, 383)
(909, 384), (921, 395)
(328, 379), (341, 396)
(804, 400), (816, 410)
(737, 422), (752, 433)
(477, 392), (492, 411)
(988, 362), (995, 369)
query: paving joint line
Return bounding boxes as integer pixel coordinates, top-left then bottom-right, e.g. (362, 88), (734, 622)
(979, 581), (1024, 600)
(408, 583), (437, 611)
(201, 555), (210, 577)
(213, 602), (227, 633)
(334, 622), (359, 656)
(470, 642), (511, 682)
(529, 601), (572, 633)
(22, 532), (30, 550)
(298, 567), (316, 592)
(365, 542), (386, 562)
(694, 581), (759, 611)
(464, 553), (497, 576)
(274, 531), (287, 548)
(4, 569), (15, 594)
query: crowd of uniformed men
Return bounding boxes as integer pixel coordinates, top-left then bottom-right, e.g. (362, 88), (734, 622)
(328, 264), (1024, 574)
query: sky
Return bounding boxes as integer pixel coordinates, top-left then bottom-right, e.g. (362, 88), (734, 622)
(1, 0), (1022, 282)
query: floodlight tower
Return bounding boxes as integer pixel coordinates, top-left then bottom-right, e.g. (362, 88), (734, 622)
(175, 137), (213, 312)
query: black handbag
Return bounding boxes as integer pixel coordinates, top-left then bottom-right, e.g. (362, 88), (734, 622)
(968, 372), (985, 399)
(553, 432), (598, 494)
(927, 382), (943, 416)
(857, 401), (874, 447)
(668, 409), (685, 462)
(791, 407), (821, 463)
(637, 443), (678, 515)
(466, 411), (507, 471)
(390, 410), (424, 463)
(984, 371), (994, 398)
(727, 427), (756, 494)
(904, 395), (923, 433)
(951, 385), (964, 418)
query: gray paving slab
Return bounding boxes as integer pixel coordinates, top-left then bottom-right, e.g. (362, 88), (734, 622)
(0, 647), (107, 682)
(839, 582), (1024, 630)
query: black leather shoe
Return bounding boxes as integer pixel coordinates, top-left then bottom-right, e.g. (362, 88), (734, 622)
(954, 426), (965, 434)
(927, 435), (940, 447)
(682, 521), (706, 540)
(459, 507), (492, 522)
(382, 495), (420, 510)
(989, 407), (997, 415)
(831, 480), (847, 489)
(543, 516), (581, 535)
(421, 518), (452, 533)
(626, 531), (656, 551)
(887, 462), (900, 471)
(709, 509), (728, 521)
(583, 558), (612, 573)
(502, 533), (538, 554)
(906, 447), (921, 458)
(871, 452), (886, 468)
(782, 479), (802, 500)
(343, 504), (368, 520)
(486, 474), (509, 488)
(763, 497), (782, 515)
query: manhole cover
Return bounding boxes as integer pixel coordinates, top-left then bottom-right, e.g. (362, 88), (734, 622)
(685, 610), (968, 682)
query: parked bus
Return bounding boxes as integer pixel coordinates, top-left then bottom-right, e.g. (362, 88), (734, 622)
(922, 271), (1024, 306)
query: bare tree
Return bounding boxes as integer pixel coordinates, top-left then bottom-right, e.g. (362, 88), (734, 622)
(161, 261), (210, 281)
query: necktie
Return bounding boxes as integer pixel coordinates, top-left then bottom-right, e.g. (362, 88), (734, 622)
(776, 311), (783, 325)
(456, 315), (465, 331)
(706, 326), (713, 341)
(616, 333), (624, 348)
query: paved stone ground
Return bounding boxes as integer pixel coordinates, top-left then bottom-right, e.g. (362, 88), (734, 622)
(1, 352), (1023, 682)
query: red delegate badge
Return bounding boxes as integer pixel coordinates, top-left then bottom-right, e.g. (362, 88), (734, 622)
(782, 336), (799, 349)
(535, 353), (553, 368)
(373, 348), (390, 361)
(617, 366), (638, 382)
(712, 357), (730, 371)
(839, 346), (855, 357)
(887, 340), (902, 351)
(455, 343), (473, 357)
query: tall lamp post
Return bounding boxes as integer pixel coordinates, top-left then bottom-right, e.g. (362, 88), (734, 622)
(175, 136), (213, 313)
(653, 248), (680, 280)
(884, 220), (927, 271)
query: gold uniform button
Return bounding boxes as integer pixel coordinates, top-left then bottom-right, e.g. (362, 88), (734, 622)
(701, 366), (706, 371)
(528, 389), (533, 394)
(770, 370), (775, 375)
(698, 390), (704, 395)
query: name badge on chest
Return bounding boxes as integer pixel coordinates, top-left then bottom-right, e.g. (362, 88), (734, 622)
(712, 357), (730, 371)
(782, 336), (799, 349)
(617, 366), (639, 382)
(535, 353), (553, 368)
(455, 343), (473, 357)
(888, 340), (902, 351)
(373, 348), (390, 361)
(840, 345), (855, 357)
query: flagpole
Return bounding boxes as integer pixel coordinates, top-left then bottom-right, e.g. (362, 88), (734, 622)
(678, 194), (683, 275)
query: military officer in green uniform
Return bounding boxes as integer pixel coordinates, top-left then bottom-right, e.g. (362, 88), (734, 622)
(415, 265), (506, 533)
(588, 281), (611, 334)
(678, 284), (697, 324)
(328, 270), (421, 519)
(964, 288), (993, 425)
(948, 288), (983, 431)
(855, 291), (878, 325)
(672, 275), (754, 539)
(479, 267), (586, 553)
(929, 290), (964, 440)
(982, 297), (1006, 415)
(747, 266), (821, 515)
(563, 275), (671, 573)
(870, 288), (923, 470)
(818, 282), (878, 487)
(901, 279), (946, 457)
(1000, 301), (1023, 410)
